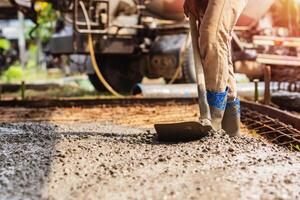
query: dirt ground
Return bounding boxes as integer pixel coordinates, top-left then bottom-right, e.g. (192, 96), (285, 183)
(0, 102), (201, 127)
(0, 103), (300, 200)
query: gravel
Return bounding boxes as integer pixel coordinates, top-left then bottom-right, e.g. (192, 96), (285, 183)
(0, 122), (300, 200)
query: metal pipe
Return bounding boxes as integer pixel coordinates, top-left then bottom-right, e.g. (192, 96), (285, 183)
(132, 82), (277, 100)
(254, 79), (260, 102)
(264, 66), (271, 105)
(21, 81), (25, 100)
(18, 11), (26, 76)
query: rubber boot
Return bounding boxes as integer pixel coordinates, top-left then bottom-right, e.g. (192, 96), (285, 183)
(222, 98), (241, 137)
(207, 89), (228, 131)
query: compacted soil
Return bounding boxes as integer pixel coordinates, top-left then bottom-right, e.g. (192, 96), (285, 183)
(0, 104), (299, 200)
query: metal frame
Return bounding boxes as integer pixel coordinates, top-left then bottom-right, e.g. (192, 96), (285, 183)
(74, 0), (109, 34)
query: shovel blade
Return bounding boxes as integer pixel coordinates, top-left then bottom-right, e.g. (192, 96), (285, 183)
(155, 121), (212, 142)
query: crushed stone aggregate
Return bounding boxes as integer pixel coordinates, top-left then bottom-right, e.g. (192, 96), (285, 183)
(0, 122), (299, 200)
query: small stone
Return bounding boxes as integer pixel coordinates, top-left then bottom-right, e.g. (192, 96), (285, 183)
(64, 168), (69, 175)
(56, 154), (66, 158)
(284, 179), (292, 184)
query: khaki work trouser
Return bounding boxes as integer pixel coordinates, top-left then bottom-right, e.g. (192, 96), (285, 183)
(199, 0), (248, 100)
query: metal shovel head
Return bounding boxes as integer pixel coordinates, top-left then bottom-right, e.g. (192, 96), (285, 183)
(155, 121), (212, 142)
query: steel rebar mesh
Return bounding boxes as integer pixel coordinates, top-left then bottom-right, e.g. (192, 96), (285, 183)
(241, 107), (300, 150)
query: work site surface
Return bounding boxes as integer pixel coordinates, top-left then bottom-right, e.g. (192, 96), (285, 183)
(0, 103), (300, 200)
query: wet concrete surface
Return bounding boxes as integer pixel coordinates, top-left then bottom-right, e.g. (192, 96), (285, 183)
(0, 122), (300, 200)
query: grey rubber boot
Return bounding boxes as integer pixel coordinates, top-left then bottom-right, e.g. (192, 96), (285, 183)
(222, 98), (241, 137)
(207, 89), (228, 131)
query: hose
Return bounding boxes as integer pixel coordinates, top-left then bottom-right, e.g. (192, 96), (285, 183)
(80, 1), (124, 98)
(29, 23), (39, 40)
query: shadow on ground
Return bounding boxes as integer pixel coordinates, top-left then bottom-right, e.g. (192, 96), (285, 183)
(0, 123), (58, 199)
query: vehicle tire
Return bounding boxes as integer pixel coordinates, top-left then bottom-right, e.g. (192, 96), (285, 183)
(181, 46), (197, 83)
(88, 55), (143, 93)
(165, 46), (196, 84)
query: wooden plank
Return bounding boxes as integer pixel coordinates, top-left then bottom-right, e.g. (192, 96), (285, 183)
(257, 54), (300, 66)
(253, 36), (300, 47)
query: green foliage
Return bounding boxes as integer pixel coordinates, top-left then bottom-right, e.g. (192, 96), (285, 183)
(30, 2), (58, 43)
(0, 39), (11, 51)
(0, 2), (59, 83)
(290, 144), (300, 152)
(1, 64), (23, 83)
(0, 62), (48, 83)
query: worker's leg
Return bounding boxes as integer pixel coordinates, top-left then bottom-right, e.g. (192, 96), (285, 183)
(224, 1), (248, 136)
(220, 35), (241, 136)
(199, 0), (248, 131)
(227, 48), (237, 101)
(200, 0), (247, 93)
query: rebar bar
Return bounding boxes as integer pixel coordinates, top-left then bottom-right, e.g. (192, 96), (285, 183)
(241, 107), (300, 149)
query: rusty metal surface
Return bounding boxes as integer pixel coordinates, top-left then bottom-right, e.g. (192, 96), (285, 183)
(241, 100), (300, 130)
(241, 107), (300, 148)
(264, 66), (271, 105)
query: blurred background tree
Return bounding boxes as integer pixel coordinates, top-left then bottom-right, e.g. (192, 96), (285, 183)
(30, 1), (58, 43)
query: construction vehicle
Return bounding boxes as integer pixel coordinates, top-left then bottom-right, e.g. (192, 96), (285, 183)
(9, 0), (284, 93)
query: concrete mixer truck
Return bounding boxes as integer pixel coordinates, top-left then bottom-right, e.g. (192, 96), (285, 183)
(10, 0), (277, 93)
